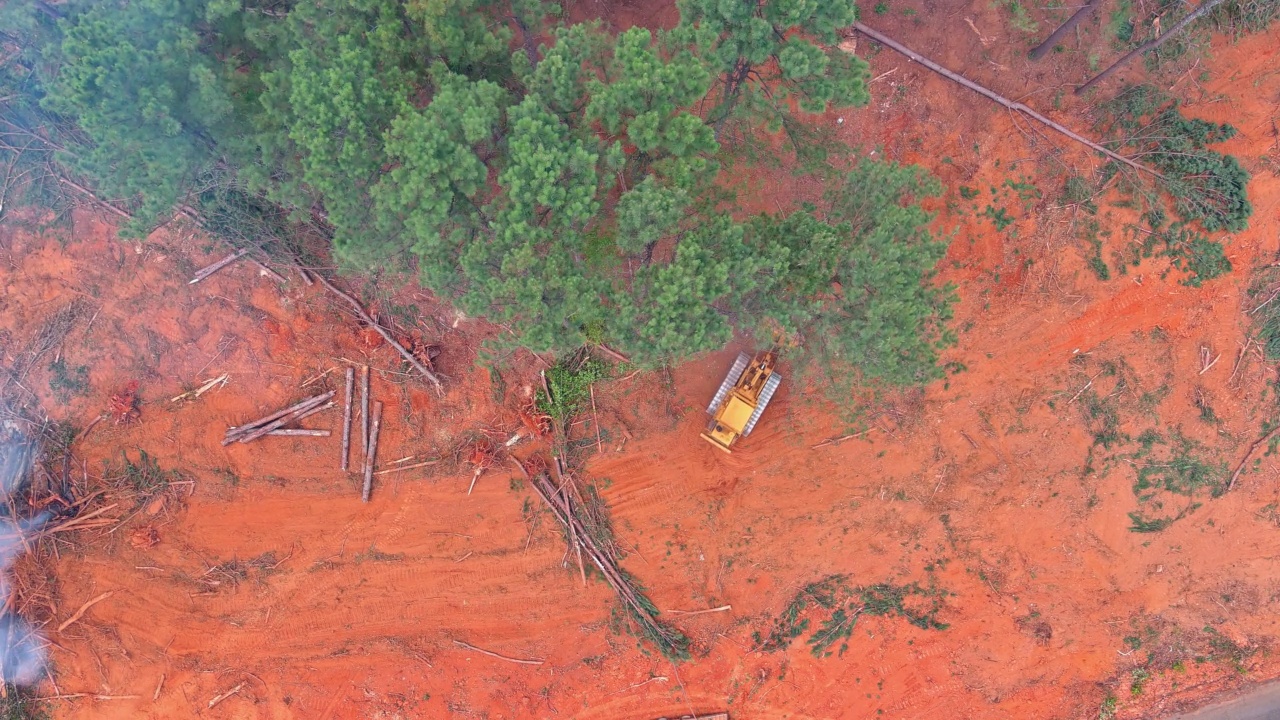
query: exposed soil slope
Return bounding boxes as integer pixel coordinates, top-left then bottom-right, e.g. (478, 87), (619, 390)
(0, 7), (1276, 720)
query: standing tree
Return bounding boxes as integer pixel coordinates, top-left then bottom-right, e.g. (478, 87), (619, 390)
(30, 0), (956, 391)
(674, 0), (870, 165)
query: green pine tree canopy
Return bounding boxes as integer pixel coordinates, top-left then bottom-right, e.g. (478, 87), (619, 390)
(17, 0), (954, 386)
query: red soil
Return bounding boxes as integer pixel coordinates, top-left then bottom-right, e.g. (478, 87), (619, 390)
(0, 7), (1276, 720)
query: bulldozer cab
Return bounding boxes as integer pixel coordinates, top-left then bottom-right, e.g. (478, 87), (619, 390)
(700, 351), (782, 453)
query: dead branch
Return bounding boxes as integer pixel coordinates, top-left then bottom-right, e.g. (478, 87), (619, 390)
(665, 605), (732, 615)
(170, 374), (228, 403)
(1076, 0), (1229, 94)
(452, 640), (544, 666)
(811, 429), (872, 449)
(188, 249), (249, 285)
(850, 22), (1160, 178)
(312, 273), (445, 392)
(56, 177), (129, 218)
(596, 344), (632, 364)
(551, 459), (586, 587)
(373, 459), (439, 476)
(206, 682), (243, 709)
(341, 367), (354, 471)
(362, 401), (383, 502)
(57, 591), (113, 632)
(34, 694), (141, 701)
(1228, 338), (1255, 386)
(249, 259), (287, 284)
(1199, 346), (1221, 374)
(1228, 423), (1280, 492)
(591, 384), (603, 454)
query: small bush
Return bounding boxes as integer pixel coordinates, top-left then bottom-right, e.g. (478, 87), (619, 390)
(537, 354), (610, 425)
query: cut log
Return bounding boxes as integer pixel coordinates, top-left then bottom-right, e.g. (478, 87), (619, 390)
(341, 367), (354, 472)
(288, 400), (334, 424)
(360, 365), (370, 461)
(362, 401), (383, 502)
(229, 392), (335, 445)
(1076, 0), (1228, 94)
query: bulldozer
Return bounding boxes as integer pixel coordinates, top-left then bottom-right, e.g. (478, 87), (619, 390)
(700, 351), (782, 453)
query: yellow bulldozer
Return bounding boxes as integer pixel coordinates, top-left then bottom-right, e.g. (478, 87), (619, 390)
(700, 351), (782, 453)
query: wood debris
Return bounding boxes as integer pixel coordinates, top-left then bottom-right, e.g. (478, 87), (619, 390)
(57, 590), (114, 632)
(528, 469), (687, 655)
(206, 682), (244, 709)
(170, 374), (228, 403)
(452, 639), (543, 666)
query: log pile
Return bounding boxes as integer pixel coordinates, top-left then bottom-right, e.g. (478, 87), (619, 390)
(222, 391), (335, 445)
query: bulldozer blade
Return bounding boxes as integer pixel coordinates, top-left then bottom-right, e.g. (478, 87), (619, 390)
(706, 352), (750, 415)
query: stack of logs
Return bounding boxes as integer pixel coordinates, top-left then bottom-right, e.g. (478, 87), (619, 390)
(221, 391), (335, 445)
(222, 365), (384, 502)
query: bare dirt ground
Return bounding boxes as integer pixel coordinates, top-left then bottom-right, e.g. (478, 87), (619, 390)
(1, 3), (1278, 720)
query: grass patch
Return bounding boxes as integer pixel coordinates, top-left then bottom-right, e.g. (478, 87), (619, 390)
(48, 358), (89, 400)
(353, 545), (405, 563)
(1247, 267), (1280, 360)
(107, 450), (183, 501)
(998, 0), (1040, 31)
(1126, 429), (1225, 532)
(980, 205), (1014, 231)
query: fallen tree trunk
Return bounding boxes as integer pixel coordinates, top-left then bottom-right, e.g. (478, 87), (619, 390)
(1076, 0), (1228, 94)
(313, 273), (445, 393)
(850, 22), (1160, 178)
(1030, 0), (1104, 60)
